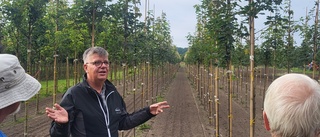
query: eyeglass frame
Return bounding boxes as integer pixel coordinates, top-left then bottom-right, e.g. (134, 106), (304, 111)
(86, 60), (110, 67)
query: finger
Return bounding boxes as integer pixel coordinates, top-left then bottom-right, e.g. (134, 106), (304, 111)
(45, 109), (52, 114)
(158, 101), (168, 106)
(156, 109), (163, 114)
(47, 115), (55, 120)
(161, 105), (170, 109)
(54, 103), (63, 110)
(45, 107), (56, 113)
(47, 113), (57, 119)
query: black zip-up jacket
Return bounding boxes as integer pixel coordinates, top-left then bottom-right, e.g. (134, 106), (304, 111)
(50, 75), (155, 137)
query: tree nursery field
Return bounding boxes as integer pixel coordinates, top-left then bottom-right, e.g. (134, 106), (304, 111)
(0, 65), (295, 137)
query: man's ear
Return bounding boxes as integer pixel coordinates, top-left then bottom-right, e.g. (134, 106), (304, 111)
(263, 111), (270, 131)
(83, 64), (88, 73)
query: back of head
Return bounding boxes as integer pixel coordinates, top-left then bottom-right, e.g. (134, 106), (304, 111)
(264, 73), (320, 137)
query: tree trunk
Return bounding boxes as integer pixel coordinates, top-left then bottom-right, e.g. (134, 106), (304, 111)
(315, 0), (319, 80)
(91, 0), (95, 47)
(249, 0), (256, 136)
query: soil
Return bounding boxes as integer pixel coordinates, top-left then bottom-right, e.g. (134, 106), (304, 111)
(0, 66), (272, 137)
(140, 67), (212, 137)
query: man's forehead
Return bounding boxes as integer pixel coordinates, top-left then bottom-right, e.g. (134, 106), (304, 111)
(88, 54), (108, 60)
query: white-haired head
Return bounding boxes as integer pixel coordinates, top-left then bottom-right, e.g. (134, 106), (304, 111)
(264, 73), (320, 137)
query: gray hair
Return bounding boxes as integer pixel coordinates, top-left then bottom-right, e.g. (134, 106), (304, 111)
(264, 73), (320, 137)
(82, 47), (109, 64)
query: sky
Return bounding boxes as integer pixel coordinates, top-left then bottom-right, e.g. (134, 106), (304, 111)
(67, 0), (318, 48)
(138, 0), (318, 48)
(138, 0), (201, 48)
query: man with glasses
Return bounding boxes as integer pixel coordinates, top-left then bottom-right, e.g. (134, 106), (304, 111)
(46, 46), (169, 137)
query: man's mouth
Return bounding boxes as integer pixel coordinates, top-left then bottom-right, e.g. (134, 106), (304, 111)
(98, 70), (107, 74)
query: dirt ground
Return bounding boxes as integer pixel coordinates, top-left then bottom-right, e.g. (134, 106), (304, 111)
(139, 67), (213, 137)
(136, 67), (271, 137)
(1, 66), (271, 137)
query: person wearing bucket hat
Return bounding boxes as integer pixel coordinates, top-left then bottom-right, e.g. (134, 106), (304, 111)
(0, 54), (41, 137)
(46, 46), (169, 137)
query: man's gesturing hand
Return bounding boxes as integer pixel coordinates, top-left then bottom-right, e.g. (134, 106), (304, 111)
(149, 101), (170, 115)
(46, 103), (68, 124)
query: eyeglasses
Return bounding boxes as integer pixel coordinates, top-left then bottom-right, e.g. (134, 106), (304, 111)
(86, 61), (110, 67)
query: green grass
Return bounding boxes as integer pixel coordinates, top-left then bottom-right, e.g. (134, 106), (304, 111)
(137, 123), (151, 130)
(109, 68), (139, 81)
(290, 67), (313, 75)
(156, 95), (165, 102)
(34, 72), (132, 99)
(33, 67), (163, 101)
(35, 79), (77, 100)
(256, 66), (313, 76)
(38, 70), (127, 96)
(180, 62), (186, 67)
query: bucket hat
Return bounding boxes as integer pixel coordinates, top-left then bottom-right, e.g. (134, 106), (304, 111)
(0, 54), (41, 109)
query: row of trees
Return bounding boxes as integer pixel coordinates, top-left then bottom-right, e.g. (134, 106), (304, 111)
(0, 0), (181, 74)
(0, 1), (181, 136)
(186, 0), (319, 72)
(184, 0), (319, 137)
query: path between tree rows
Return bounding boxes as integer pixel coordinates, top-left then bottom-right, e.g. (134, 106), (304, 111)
(138, 67), (213, 137)
(138, 66), (269, 137)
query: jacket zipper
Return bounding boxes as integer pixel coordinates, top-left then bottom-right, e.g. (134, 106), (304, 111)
(96, 91), (114, 137)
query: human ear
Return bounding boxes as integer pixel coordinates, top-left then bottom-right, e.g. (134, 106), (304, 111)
(83, 64), (88, 73)
(263, 111), (270, 131)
